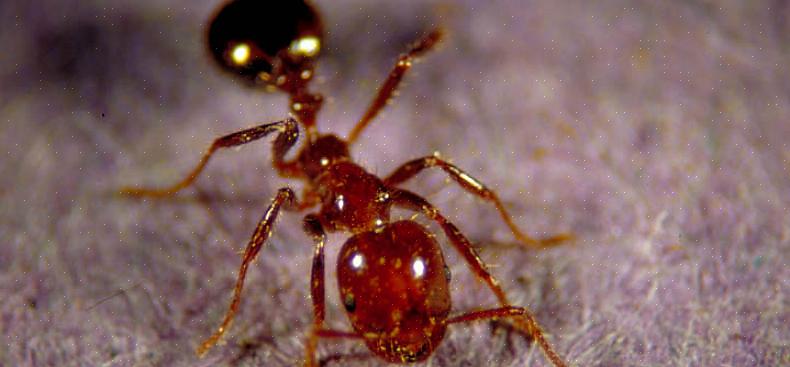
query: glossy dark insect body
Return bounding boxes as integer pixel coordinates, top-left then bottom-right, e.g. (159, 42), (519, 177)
(121, 1), (570, 365)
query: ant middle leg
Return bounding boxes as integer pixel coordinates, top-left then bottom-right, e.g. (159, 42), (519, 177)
(390, 189), (567, 367)
(346, 29), (444, 144)
(196, 187), (295, 357)
(120, 118), (300, 198)
(385, 155), (572, 249)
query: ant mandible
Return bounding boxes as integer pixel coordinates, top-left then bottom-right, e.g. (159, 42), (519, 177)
(121, 0), (571, 365)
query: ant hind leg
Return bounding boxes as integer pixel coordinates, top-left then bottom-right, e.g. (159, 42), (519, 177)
(390, 189), (567, 367)
(447, 307), (567, 367)
(302, 214), (328, 367)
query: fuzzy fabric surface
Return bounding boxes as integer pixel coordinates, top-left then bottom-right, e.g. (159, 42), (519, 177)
(1, 0), (788, 366)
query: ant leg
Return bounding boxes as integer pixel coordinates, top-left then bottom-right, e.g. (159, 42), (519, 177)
(196, 188), (295, 357)
(301, 216), (366, 367)
(120, 118), (300, 198)
(447, 306), (566, 366)
(385, 155), (572, 249)
(346, 29), (444, 144)
(447, 306), (529, 324)
(302, 214), (328, 367)
(390, 188), (567, 367)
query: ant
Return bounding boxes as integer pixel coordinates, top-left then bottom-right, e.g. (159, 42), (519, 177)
(121, 0), (571, 365)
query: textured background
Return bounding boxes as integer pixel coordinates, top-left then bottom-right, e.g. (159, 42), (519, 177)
(1, 0), (788, 366)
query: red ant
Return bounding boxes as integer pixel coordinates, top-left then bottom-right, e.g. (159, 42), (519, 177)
(121, 0), (571, 365)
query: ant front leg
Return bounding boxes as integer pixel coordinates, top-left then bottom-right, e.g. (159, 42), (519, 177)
(120, 118), (300, 198)
(196, 188), (295, 357)
(385, 155), (572, 249)
(346, 29), (444, 144)
(390, 188), (567, 367)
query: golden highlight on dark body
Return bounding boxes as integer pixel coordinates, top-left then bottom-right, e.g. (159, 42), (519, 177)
(120, 0), (571, 365)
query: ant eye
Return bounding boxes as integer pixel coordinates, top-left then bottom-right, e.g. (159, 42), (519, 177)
(207, 0), (323, 86)
(343, 293), (356, 313)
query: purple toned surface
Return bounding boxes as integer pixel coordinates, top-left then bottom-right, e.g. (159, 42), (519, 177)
(1, 0), (788, 366)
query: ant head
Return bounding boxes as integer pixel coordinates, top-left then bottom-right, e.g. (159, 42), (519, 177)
(207, 0), (323, 93)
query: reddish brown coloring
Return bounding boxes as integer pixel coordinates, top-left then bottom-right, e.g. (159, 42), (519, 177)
(338, 220), (450, 363)
(120, 1), (571, 366)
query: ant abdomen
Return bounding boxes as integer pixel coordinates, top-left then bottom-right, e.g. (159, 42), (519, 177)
(337, 220), (451, 363)
(123, 1), (570, 365)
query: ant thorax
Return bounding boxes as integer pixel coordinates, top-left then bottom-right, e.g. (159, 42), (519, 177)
(121, 1), (570, 366)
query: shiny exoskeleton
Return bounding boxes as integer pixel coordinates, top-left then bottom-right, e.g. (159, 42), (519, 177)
(121, 1), (571, 365)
